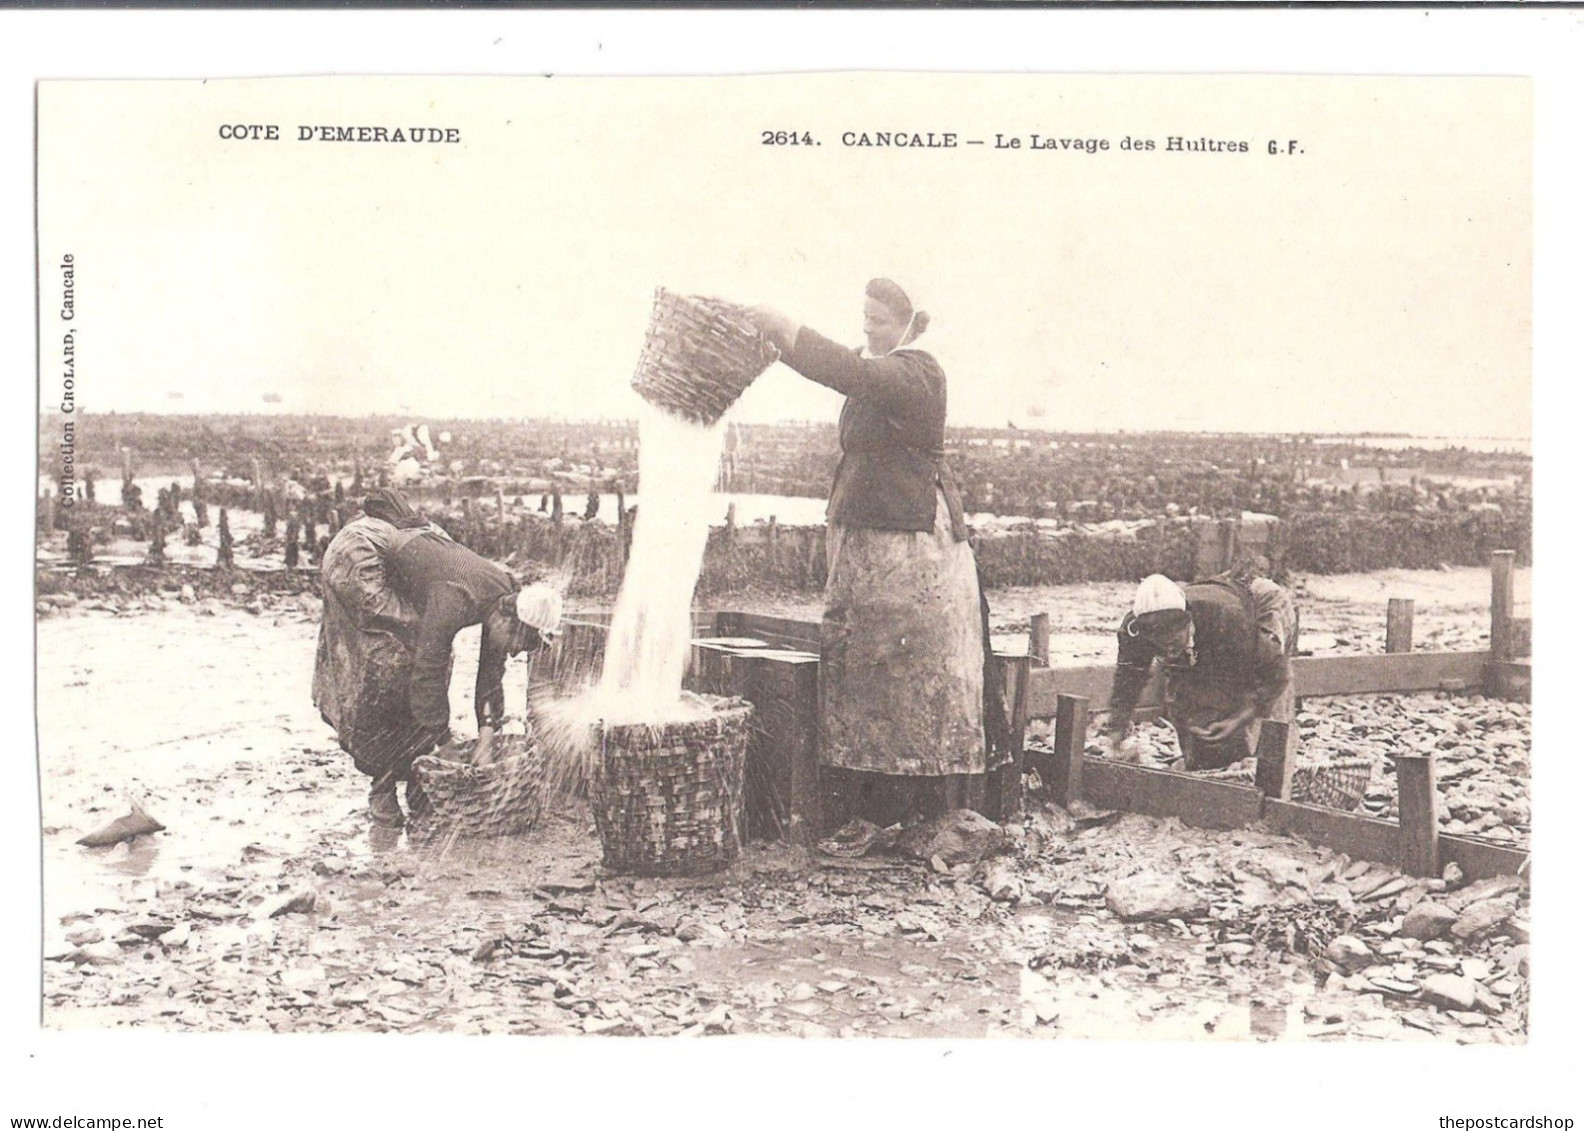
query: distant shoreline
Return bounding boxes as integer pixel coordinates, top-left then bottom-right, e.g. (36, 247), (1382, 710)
(27, 408), (1532, 447)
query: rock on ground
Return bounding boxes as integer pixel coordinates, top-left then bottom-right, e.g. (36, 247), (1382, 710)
(898, 809), (1008, 869)
(1401, 902), (1459, 941)
(1104, 872), (1209, 922)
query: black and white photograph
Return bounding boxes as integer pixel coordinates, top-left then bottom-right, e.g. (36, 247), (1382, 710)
(9, 15), (1578, 1127)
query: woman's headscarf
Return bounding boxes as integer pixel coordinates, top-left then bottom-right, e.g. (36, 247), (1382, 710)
(865, 277), (932, 353)
(362, 486), (429, 530)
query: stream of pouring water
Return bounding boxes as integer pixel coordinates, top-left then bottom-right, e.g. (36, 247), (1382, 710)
(595, 401), (726, 721)
(536, 400), (726, 773)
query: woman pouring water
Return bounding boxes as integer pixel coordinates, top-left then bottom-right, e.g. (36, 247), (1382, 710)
(749, 279), (986, 825)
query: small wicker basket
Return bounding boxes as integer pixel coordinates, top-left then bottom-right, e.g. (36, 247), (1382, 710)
(590, 697), (752, 877)
(1195, 755), (1371, 812)
(630, 288), (779, 425)
(410, 736), (546, 839)
(1291, 757), (1372, 812)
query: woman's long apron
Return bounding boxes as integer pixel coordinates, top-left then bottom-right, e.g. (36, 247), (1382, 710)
(820, 490), (986, 777)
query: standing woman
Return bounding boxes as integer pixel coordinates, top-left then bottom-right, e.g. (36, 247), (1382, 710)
(751, 279), (985, 824)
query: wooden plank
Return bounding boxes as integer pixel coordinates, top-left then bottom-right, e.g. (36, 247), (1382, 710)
(728, 612), (822, 646)
(1438, 834), (1529, 883)
(717, 652), (779, 841)
(728, 646), (823, 842)
(1490, 660), (1531, 703)
(1290, 652), (1490, 697)
(1050, 695), (1089, 807)
(723, 650), (823, 844)
(1081, 758), (1264, 830)
(688, 642), (751, 697)
(1025, 651), (1492, 719)
(1029, 613), (1050, 667)
(780, 654), (823, 846)
(996, 655), (1031, 820)
(1490, 549), (1515, 663)
(1386, 598), (1415, 654)
(1264, 799), (1403, 868)
(1025, 664), (1138, 717)
(1254, 719), (1295, 800)
(1396, 755), (1440, 877)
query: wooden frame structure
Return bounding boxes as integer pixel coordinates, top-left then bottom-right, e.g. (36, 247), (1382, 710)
(540, 552), (1528, 877)
(1005, 549), (1529, 879)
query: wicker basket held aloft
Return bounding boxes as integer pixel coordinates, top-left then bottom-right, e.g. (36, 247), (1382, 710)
(630, 289), (780, 425)
(410, 735), (546, 839)
(591, 697), (753, 877)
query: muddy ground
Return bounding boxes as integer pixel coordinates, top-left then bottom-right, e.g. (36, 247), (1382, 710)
(35, 568), (1530, 1043)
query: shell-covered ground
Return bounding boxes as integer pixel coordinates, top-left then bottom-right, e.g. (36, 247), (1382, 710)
(34, 567), (1530, 1045)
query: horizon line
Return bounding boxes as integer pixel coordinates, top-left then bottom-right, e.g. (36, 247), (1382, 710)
(36, 408), (1533, 444)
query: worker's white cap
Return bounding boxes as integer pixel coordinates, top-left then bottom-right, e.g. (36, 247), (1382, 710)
(515, 583), (563, 638)
(1132, 574), (1186, 618)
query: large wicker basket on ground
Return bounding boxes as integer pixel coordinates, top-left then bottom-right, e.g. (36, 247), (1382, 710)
(630, 288), (779, 425)
(590, 697), (753, 877)
(410, 736), (546, 838)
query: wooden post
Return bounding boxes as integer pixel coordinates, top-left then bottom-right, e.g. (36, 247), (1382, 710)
(1029, 613), (1051, 667)
(1218, 517), (1237, 574)
(1490, 550), (1515, 662)
(496, 487), (506, 518)
(1254, 719), (1296, 800)
(1002, 655), (1031, 819)
(784, 657), (822, 846)
(251, 458), (262, 488)
(41, 489), (56, 533)
(691, 642), (734, 696)
(1386, 598), (1415, 654)
(121, 449), (132, 482)
(1397, 753), (1440, 877)
(1050, 694), (1089, 808)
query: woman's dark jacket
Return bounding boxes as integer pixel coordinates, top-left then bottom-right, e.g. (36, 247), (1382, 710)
(386, 530), (515, 737)
(782, 327), (967, 539)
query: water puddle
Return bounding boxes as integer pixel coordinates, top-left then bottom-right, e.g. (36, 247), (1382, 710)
(687, 933), (1016, 1038)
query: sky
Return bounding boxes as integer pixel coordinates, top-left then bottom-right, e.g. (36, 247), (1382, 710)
(37, 73), (1531, 437)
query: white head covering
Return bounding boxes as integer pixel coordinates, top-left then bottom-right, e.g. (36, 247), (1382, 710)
(1132, 574), (1186, 618)
(861, 277), (931, 358)
(515, 583), (564, 638)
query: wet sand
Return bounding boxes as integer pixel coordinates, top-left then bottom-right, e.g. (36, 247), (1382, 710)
(36, 570), (1529, 1041)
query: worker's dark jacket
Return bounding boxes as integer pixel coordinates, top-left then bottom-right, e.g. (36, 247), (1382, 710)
(783, 328), (967, 539)
(313, 515), (428, 778)
(386, 530), (515, 736)
(1108, 575), (1294, 722)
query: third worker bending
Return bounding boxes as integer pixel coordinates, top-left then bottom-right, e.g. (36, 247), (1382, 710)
(1106, 571), (1299, 771)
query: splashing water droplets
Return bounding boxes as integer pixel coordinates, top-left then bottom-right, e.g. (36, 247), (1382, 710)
(537, 402), (727, 791)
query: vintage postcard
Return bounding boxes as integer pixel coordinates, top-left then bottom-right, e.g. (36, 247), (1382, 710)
(34, 71), (1532, 1072)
